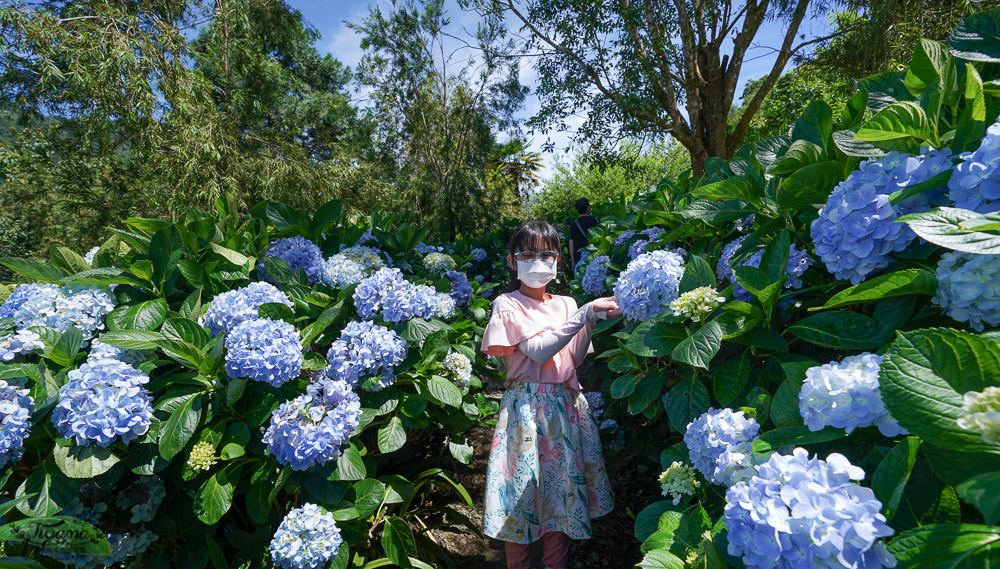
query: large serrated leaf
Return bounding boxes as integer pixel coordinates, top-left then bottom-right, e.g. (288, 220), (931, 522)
(880, 328), (1000, 454)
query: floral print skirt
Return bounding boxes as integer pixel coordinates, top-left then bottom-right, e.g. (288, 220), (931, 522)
(483, 382), (614, 544)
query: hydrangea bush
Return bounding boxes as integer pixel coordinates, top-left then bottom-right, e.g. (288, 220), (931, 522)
(559, 14), (1000, 568)
(0, 197), (501, 567)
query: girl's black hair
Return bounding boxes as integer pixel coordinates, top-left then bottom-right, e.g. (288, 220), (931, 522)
(506, 220), (561, 292)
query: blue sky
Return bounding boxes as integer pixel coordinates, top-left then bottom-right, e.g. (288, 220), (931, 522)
(287, 0), (836, 173)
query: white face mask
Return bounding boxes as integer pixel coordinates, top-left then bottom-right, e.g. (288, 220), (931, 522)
(516, 259), (557, 288)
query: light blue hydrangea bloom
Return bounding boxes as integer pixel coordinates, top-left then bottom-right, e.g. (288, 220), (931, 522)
(0, 330), (43, 361)
(613, 250), (685, 321)
(886, 147), (954, 215)
(949, 120), (1000, 213)
(0, 283), (59, 319)
(716, 236), (748, 284)
(934, 251), (1000, 331)
(614, 230), (636, 246)
(264, 236), (325, 283)
(263, 378), (361, 470)
(355, 227), (377, 246)
(734, 215), (755, 233)
(723, 243), (812, 303)
(115, 475), (166, 524)
(10, 285), (116, 339)
(52, 360), (153, 447)
(810, 152), (950, 284)
(574, 250), (591, 273)
(0, 380), (34, 468)
(445, 270), (473, 306)
(354, 268), (436, 322)
(326, 321), (408, 390)
(270, 503), (343, 569)
(800, 353), (906, 437)
(684, 407), (761, 487)
(321, 254), (365, 290)
(43, 521), (157, 569)
(582, 255), (611, 296)
(628, 239), (652, 260)
(339, 245), (388, 270)
(471, 248), (487, 262)
(87, 336), (152, 367)
(83, 246), (100, 265)
(415, 242), (443, 255)
(225, 318), (303, 387)
(725, 447), (896, 569)
(201, 282), (292, 337)
(584, 391), (605, 417)
(433, 292), (457, 320)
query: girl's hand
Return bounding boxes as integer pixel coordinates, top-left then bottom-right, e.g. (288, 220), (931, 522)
(592, 296), (619, 314)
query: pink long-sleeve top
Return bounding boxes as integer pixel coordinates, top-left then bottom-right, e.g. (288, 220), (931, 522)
(480, 290), (594, 390)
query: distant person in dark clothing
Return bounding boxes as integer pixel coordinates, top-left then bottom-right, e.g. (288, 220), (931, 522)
(568, 198), (598, 269)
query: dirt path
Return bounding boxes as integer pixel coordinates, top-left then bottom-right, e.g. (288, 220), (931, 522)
(430, 368), (646, 569)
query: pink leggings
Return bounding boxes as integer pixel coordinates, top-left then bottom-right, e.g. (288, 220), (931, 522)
(504, 531), (570, 569)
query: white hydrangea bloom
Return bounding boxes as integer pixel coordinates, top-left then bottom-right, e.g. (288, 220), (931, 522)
(958, 386), (1000, 444)
(659, 461), (701, 505)
(669, 286), (725, 322)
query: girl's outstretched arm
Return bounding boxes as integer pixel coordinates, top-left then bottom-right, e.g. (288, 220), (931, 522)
(518, 296), (620, 365)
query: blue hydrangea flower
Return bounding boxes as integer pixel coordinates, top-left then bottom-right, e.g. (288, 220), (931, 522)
(934, 251), (1000, 331)
(734, 215), (755, 233)
(264, 236), (324, 283)
(52, 360), (153, 447)
(628, 239), (652, 260)
(724, 243), (812, 303)
(201, 282), (292, 337)
(321, 255), (365, 290)
(433, 293), (457, 320)
(0, 330), (43, 361)
(263, 378), (361, 470)
(582, 255), (611, 296)
(574, 250), (591, 273)
(684, 408), (761, 487)
(354, 268), (436, 322)
(42, 510), (157, 569)
(87, 336), (152, 367)
(445, 270), (473, 306)
(84, 246), (100, 265)
(949, 120), (1000, 213)
(613, 250), (685, 321)
(115, 476), (166, 524)
(887, 147), (954, 215)
(614, 230), (636, 246)
(10, 285), (116, 340)
(339, 245), (388, 270)
(270, 503), (343, 569)
(355, 228), (377, 246)
(471, 248), (487, 262)
(415, 242), (443, 255)
(584, 391), (605, 417)
(725, 448), (896, 569)
(810, 152), (945, 284)
(800, 353), (906, 437)
(325, 321), (408, 390)
(0, 284), (59, 319)
(225, 318), (303, 387)
(0, 380), (34, 468)
(716, 236), (748, 284)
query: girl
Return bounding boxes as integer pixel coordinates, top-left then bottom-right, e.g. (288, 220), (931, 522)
(480, 220), (618, 569)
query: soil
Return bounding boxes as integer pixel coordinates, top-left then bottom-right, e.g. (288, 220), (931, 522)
(427, 365), (647, 569)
